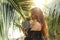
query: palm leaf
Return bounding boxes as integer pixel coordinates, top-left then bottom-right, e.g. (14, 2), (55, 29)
(8, 0), (33, 19)
(8, 0), (25, 19)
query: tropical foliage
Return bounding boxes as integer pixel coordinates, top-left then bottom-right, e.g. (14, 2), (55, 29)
(0, 0), (60, 40)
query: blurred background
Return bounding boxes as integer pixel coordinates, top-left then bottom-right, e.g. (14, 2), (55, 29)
(0, 0), (60, 40)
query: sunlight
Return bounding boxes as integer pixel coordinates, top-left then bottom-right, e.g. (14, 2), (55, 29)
(8, 27), (25, 39)
(32, 0), (52, 9)
(47, 0), (52, 4)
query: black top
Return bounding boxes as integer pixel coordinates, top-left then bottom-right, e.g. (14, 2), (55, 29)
(25, 28), (44, 40)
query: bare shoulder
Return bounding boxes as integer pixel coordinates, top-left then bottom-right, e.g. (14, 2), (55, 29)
(31, 22), (42, 31)
(35, 22), (42, 31)
(36, 22), (41, 26)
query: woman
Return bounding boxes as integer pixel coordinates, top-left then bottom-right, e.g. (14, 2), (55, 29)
(24, 7), (48, 40)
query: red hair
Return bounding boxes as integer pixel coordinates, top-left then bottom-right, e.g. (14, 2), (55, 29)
(31, 7), (48, 38)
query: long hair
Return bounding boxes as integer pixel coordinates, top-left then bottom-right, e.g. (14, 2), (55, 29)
(31, 7), (48, 38)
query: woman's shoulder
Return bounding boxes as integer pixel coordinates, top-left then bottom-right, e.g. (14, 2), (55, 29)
(31, 21), (42, 31)
(36, 22), (42, 27)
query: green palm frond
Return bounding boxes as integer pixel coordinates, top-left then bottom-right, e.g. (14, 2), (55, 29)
(8, 0), (25, 19)
(58, 15), (60, 24)
(8, 0), (33, 19)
